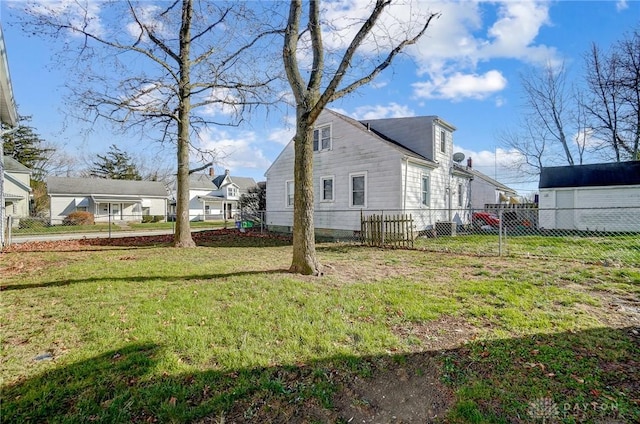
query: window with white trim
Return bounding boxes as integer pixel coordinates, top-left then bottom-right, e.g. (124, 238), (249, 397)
(457, 183), (463, 207)
(350, 172), (367, 207)
(313, 125), (331, 152)
(421, 175), (430, 206)
(440, 129), (446, 153)
(285, 180), (294, 207)
(321, 176), (334, 202)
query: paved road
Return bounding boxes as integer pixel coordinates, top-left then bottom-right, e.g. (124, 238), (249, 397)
(9, 229), (181, 244)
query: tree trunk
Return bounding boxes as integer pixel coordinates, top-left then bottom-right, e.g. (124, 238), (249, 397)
(173, 0), (196, 248)
(289, 108), (321, 275)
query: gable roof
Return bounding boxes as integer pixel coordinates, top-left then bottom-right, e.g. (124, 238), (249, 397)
(189, 173), (217, 190)
(3, 156), (31, 174)
(324, 109), (437, 165)
(539, 161), (640, 189)
(47, 176), (169, 197)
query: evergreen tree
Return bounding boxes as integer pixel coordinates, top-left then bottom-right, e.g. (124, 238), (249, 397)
(1, 115), (53, 181)
(90, 144), (142, 180)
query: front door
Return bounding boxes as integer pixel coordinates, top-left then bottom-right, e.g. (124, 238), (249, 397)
(110, 203), (122, 220)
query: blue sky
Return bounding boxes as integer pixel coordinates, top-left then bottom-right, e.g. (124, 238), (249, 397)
(1, 1), (638, 195)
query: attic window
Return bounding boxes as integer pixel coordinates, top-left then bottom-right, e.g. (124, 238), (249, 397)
(313, 125), (331, 152)
(440, 130), (446, 153)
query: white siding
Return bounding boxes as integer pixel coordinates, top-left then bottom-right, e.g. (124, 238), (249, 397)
(266, 110), (472, 232)
(539, 186), (640, 231)
(266, 111), (406, 231)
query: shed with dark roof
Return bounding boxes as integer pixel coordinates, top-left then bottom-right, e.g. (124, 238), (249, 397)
(538, 161), (640, 232)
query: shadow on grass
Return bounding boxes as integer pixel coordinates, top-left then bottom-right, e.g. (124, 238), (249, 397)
(0, 269), (291, 292)
(2, 327), (638, 423)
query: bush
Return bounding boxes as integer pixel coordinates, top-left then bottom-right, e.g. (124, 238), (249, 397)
(142, 215), (154, 223)
(152, 215), (164, 223)
(63, 211), (95, 226)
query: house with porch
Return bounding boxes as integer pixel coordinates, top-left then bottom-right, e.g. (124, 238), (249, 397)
(265, 109), (474, 236)
(47, 177), (169, 224)
(179, 168), (258, 221)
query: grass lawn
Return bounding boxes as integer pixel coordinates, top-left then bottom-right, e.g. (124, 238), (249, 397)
(1, 232), (639, 423)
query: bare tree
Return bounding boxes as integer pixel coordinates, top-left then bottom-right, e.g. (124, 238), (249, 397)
(520, 62), (577, 166)
(283, 0), (439, 275)
(583, 29), (640, 161)
(19, 0), (283, 246)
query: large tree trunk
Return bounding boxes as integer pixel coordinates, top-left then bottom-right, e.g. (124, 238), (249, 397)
(289, 108), (321, 275)
(173, 0), (196, 248)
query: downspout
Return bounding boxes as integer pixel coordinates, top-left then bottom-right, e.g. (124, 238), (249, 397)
(403, 157), (408, 211)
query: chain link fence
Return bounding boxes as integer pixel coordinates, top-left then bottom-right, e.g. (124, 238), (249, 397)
(264, 206), (640, 268)
(4, 207), (638, 268)
(3, 211), (266, 246)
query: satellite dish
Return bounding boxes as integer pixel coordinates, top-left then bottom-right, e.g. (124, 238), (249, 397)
(452, 152), (465, 163)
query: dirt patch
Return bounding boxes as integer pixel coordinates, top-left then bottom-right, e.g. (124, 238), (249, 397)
(393, 316), (482, 352)
(333, 354), (453, 423)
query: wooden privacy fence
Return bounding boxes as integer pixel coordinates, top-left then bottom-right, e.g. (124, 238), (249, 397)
(361, 212), (415, 248)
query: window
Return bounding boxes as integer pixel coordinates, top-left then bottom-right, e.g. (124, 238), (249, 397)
(458, 183), (463, 207)
(313, 125), (331, 151)
(440, 130), (446, 153)
(421, 175), (430, 206)
(321, 176), (334, 202)
(285, 180), (294, 207)
(227, 187), (238, 198)
(350, 172), (367, 207)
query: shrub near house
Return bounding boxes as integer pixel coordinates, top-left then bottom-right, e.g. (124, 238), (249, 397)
(63, 211), (95, 226)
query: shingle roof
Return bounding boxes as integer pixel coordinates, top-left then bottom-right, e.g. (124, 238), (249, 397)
(539, 161), (640, 189)
(190, 173), (217, 190)
(324, 109), (436, 164)
(47, 176), (169, 197)
(3, 156), (31, 173)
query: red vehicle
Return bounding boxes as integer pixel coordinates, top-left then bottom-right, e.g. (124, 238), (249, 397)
(472, 211), (500, 228)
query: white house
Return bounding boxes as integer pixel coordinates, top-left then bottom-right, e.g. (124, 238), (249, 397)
(1, 24), (18, 246)
(538, 161), (640, 231)
(47, 177), (169, 224)
(181, 168), (257, 221)
(265, 109), (474, 236)
(2, 156), (32, 225)
(463, 157), (517, 208)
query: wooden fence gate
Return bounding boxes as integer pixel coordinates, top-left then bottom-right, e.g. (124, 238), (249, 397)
(361, 212), (415, 248)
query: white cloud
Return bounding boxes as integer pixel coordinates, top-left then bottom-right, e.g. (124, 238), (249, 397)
(413, 70), (507, 100)
(202, 88), (242, 117)
(349, 103), (415, 120)
(194, 127), (271, 171)
(24, 0), (104, 37)
(616, 0), (628, 12)
(126, 4), (166, 39)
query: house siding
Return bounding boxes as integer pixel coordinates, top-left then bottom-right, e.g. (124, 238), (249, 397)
(266, 112), (406, 232)
(539, 185), (640, 231)
(3, 172), (30, 219)
(266, 110), (473, 235)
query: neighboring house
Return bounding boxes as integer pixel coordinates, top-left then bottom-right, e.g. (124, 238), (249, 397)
(47, 177), (169, 224)
(3, 156), (32, 224)
(178, 168), (257, 221)
(463, 157), (517, 208)
(265, 109), (474, 236)
(538, 161), (640, 231)
(1, 24), (18, 246)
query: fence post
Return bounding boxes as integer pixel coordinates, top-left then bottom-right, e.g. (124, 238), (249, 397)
(6, 215), (12, 247)
(498, 209), (503, 256)
(108, 210), (112, 239)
